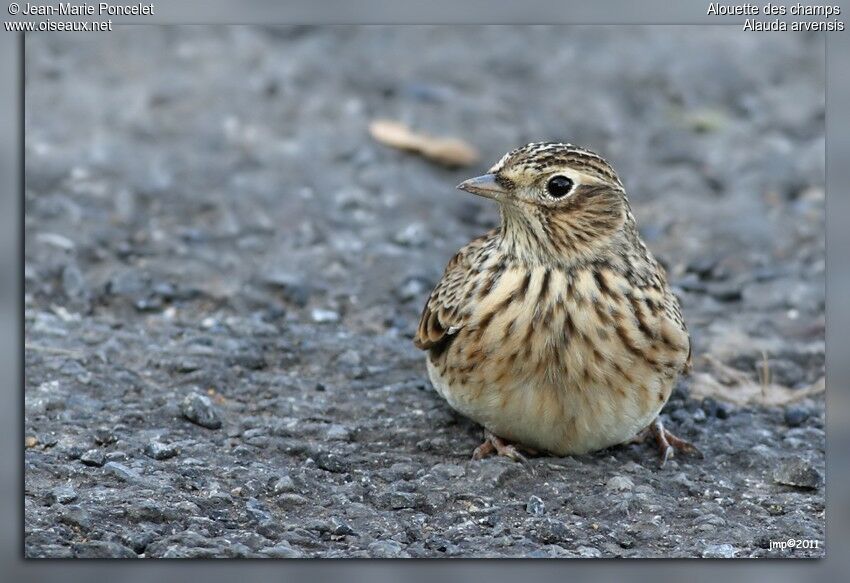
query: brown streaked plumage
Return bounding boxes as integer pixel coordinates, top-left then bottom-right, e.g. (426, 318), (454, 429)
(414, 142), (697, 464)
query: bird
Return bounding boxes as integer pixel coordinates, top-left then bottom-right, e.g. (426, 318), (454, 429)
(413, 142), (698, 465)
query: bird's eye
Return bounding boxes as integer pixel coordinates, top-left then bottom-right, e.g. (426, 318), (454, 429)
(546, 175), (574, 198)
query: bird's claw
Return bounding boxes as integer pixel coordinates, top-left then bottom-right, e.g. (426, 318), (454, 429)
(647, 417), (702, 467)
(472, 430), (536, 474)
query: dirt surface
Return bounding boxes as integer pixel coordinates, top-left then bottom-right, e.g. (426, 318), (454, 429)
(24, 26), (825, 558)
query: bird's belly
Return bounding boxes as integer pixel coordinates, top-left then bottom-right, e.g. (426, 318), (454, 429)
(424, 264), (687, 456)
(428, 357), (667, 455)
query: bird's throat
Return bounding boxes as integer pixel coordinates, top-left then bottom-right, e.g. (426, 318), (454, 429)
(498, 204), (624, 268)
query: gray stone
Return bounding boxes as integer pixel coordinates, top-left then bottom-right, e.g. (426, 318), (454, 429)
(334, 349), (361, 368)
(606, 476), (634, 492)
(128, 500), (180, 523)
(246, 498), (273, 524)
(376, 490), (424, 510)
(262, 542), (304, 558)
(46, 484), (78, 505)
(58, 505), (93, 530)
(526, 495), (546, 516)
(122, 530), (156, 554)
(774, 459), (823, 490)
(104, 461), (146, 484)
(79, 449), (106, 467)
(94, 427), (117, 445)
(314, 450), (350, 473)
(784, 407), (810, 428)
(368, 540), (409, 558)
(272, 475), (298, 494)
(311, 308), (340, 323)
(702, 543), (737, 559)
(181, 393), (222, 429)
(73, 541), (137, 558)
(260, 271), (312, 307)
(324, 424), (352, 441)
(430, 463), (466, 479)
(535, 518), (572, 544)
(393, 222), (428, 247)
(395, 277), (429, 302)
(578, 546), (602, 558)
(330, 517), (356, 536)
(61, 263), (89, 303)
(144, 440), (179, 460)
(276, 494), (309, 509)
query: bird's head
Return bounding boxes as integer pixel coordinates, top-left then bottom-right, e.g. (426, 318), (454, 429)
(457, 142), (631, 264)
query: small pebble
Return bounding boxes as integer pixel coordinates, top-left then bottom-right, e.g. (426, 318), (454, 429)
(526, 495), (546, 516)
(180, 393), (222, 429)
(73, 541), (136, 558)
(393, 222), (428, 247)
(46, 484), (78, 505)
(59, 505), (92, 530)
(430, 463), (466, 479)
(276, 493), (309, 509)
(80, 449), (106, 467)
(377, 490), (423, 510)
(535, 517), (571, 543)
(330, 517), (356, 536)
(93, 427), (117, 445)
(144, 441), (179, 460)
(368, 539), (408, 558)
(700, 397), (718, 417)
(606, 475), (634, 492)
(578, 546), (602, 558)
(246, 498), (273, 524)
(670, 408), (690, 424)
(395, 277), (428, 302)
(325, 424), (352, 441)
(272, 475), (297, 494)
(311, 308), (340, 323)
(774, 459), (822, 490)
(104, 461), (145, 483)
(315, 450), (349, 473)
(262, 542), (303, 558)
(702, 543), (737, 558)
(784, 407), (810, 427)
(335, 349), (361, 367)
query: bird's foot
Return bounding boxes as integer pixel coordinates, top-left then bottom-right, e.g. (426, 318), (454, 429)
(472, 430), (536, 470)
(641, 417), (702, 466)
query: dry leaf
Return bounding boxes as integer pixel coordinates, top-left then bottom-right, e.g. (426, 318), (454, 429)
(689, 355), (825, 406)
(369, 119), (479, 168)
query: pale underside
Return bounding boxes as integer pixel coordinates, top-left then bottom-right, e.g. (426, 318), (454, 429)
(416, 232), (690, 456)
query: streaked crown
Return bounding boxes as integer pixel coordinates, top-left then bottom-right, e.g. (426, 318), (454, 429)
(489, 142), (623, 191)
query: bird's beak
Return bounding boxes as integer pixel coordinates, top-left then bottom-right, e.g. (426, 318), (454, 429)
(456, 174), (507, 201)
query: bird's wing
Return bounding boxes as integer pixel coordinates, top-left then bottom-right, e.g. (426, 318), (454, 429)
(662, 286), (692, 375)
(684, 339), (693, 374)
(414, 232), (492, 351)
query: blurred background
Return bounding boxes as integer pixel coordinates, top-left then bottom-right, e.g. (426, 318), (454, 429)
(24, 26), (825, 340)
(23, 26), (825, 559)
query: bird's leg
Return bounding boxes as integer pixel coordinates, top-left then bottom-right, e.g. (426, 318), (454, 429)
(646, 417), (702, 466)
(472, 430), (536, 465)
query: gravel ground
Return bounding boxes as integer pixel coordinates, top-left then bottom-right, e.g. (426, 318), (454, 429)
(24, 26), (825, 558)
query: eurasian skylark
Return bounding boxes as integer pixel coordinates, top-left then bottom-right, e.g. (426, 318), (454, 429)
(414, 142), (697, 465)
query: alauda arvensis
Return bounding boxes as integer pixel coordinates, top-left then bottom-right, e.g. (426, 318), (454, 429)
(414, 142), (698, 465)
